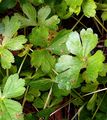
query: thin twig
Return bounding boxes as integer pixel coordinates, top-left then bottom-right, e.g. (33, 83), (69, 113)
(18, 54), (27, 74)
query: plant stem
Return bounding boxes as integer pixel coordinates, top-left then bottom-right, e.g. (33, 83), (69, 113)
(22, 86), (29, 108)
(71, 14), (84, 31)
(18, 54), (27, 74)
(92, 92), (106, 119)
(43, 85), (53, 109)
(71, 103), (86, 120)
(83, 87), (107, 97)
(94, 16), (107, 32)
(72, 16), (87, 29)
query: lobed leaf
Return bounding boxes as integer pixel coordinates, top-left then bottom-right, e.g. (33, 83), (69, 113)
(66, 28), (98, 57)
(38, 6), (51, 24)
(22, 3), (36, 22)
(3, 73), (25, 98)
(85, 51), (105, 82)
(2, 16), (20, 41)
(80, 28), (98, 57)
(0, 99), (24, 120)
(55, 55), (83, 90)
(48, 29), (70, 55)
(4, 35), (27, 51)
(0, 48), (14, 69)
(82, 0), (97, 18)
(29, 26), (49, 47)
(31, 50), (56, 73)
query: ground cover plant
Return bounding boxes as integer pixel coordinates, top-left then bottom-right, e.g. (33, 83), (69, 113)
(1, 0), (107, 120)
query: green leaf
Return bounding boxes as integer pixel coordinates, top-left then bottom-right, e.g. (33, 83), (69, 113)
(38, 6), (60, 29)
(31, 50), (43, 68)
(81, 82), (98, 93)
(3, 73), (25, 98)
(104, 39), (107, 47)
(0, 48), (14, 69)
(66, 31), (82, 57)
(24, 113), (35, 120)
(65, 0), (83, 15)
(101, 11), (107, 21)
(31, 0), (44, 5)
(44, 15), (60, 30)
(4, 35), (27, 51)
(55, 55), (83, 90)
(55, 28), (103, 90)
(85, 51), (105, 82)
(28, 87), (40, 98)
(36, 108), (54, 119)
(80, 28), (98, 57)
(99, 63), (107, 77)
(31, 50), (56, 73)
(98, 94), (107, 112)
(22, 3), (36, 22)
(87, 93), (97, 110)
(2, 16), (20, 41)
(66, 28), (98, 57)
(0, 99), (24, 120)
(0, 0), (16, 12)
(29, 27), (49, 47)
(48, 29), (70, 55)
(50, 97), (63, 107)
(38, 6), (51, 24)
(52, 84), (70, 97)
(15, 3), (37, 27)
(55, 0), (83, 19)
(0, 23), (4, 34)
(55, 1), (69, 19)
(26, 94), (34, 102)
(95, 112), (107, 120)
(29, 78), (53, 91)
(82, 0), (97, 18)
(33, 97), (44, 108)
(79, 107), (92, 120)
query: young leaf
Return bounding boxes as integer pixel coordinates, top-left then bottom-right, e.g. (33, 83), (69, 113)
(4, 35), (27, 51)
(3, 73), (25, 98)
(81, 82), (98, 93)
(82, 0), (97, 18)
(31, 50), (56, 73)
(29, 26), (49, 47)
(101, 11), (107, 21)
(0, 99), (24, 120)
(65, 0), (83, 15)
(2, 16), (20, 41)
(0, 48), (14, 69)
